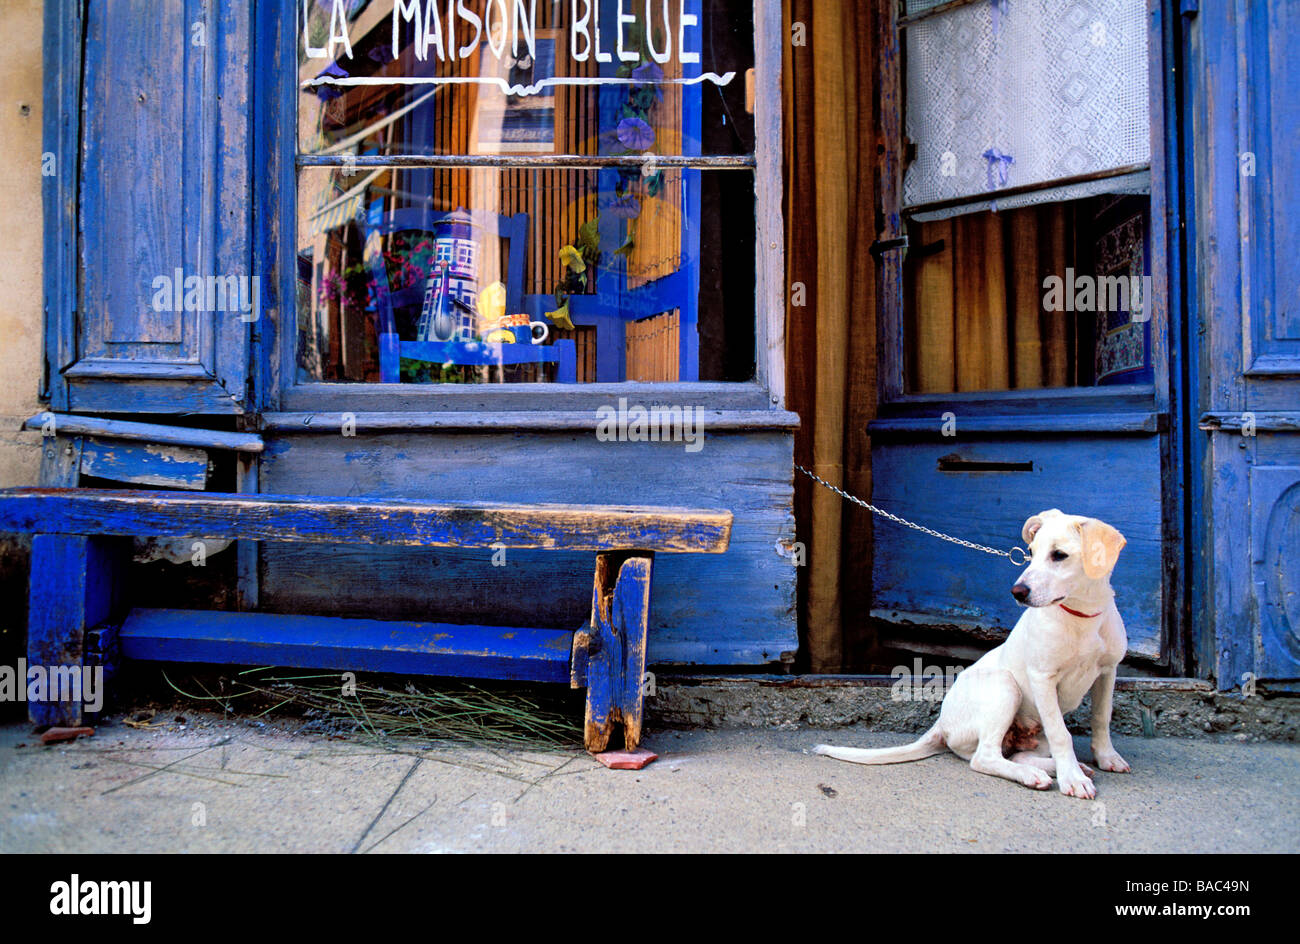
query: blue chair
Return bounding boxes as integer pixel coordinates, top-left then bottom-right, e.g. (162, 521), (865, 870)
(366, 207), (576, 383)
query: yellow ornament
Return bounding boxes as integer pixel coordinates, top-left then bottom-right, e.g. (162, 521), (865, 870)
(477, 281), (507, 330)
(559, 245), (586, 273)
(545, 300), (575, 331)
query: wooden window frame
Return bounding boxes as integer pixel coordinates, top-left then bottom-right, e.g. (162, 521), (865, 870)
(873, 0), (1180, 430)
(255, 0), (787, 418)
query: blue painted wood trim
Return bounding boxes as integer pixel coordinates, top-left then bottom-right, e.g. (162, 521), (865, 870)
(282, 380), (777, 412)
(1179, 0), (1211, 683)
(66, 384), (249, 416)
(680, 3), (703, 383)
(879, 385), (1160, 417)
(1199, 412), (1300, 433)
(1154, 0), (1192, 675)
(874, 0), (906, 401)
(264, 0), (299, 412)
(250, 0), (275, 412)
(0, 488), (734, 553)
(41, 0), (82, 412)
(78, 438), (209, 490)
(214, 0), (255, 412)
(869, 413), (1165, 436)
(23, 413), (264, 452)
(119, 608), (574, 684)
(259, 409), (801, 432)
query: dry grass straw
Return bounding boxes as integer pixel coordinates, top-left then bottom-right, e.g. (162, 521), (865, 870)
(164, 668), (582, 753)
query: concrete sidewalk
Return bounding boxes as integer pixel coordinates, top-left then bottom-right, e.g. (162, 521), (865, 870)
(2, 716), (1295, 853)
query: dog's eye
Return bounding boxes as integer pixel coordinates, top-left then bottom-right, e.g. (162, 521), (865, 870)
(1050, 550), (1069, 562)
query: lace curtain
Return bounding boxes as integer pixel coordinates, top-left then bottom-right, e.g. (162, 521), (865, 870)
(902, 0), (1150, 218)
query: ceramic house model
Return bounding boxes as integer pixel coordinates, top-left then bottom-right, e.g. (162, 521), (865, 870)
(417, 210), (480, 343)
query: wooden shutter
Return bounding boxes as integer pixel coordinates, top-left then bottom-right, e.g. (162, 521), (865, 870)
(46, 0), (252, 414)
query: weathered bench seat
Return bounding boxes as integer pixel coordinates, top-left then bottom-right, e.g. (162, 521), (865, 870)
(0, 487), (732, 753)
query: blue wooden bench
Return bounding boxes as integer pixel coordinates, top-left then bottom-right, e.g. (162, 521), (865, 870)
(0, 487), (731, 753)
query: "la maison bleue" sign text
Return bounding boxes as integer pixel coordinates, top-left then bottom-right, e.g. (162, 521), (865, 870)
(303, 0), (707, 73)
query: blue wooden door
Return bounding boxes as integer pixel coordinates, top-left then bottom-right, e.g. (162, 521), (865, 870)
(1192, 2), (1300, 688)
(867, 1), (1181, 668)
(45, 0), (252, 415)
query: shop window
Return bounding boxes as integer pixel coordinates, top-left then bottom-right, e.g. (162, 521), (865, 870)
(897, 0), (1153, 393)
(295, 0), (759, 386)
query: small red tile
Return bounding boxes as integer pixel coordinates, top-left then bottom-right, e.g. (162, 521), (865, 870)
(40, 726), (95, 745)
(595, 747), (659, 770)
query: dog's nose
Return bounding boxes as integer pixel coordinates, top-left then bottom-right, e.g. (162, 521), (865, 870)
(1011, 583), (1030, 603)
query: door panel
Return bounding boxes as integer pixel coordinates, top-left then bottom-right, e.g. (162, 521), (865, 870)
(870, 433), (1165, 659)
(1244, 3), (1300, 373)
(1194, 1), (1300, 688)
(61, 0), (251, 414)
(1252, 464), (1300, 680)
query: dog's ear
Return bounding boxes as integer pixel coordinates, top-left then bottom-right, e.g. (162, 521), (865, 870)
(1022, 509), (1063, 545)
(1079, 518), (1127, 578)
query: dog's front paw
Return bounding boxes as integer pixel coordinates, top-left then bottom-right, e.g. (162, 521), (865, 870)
(1058, 767), (1097, 799)
(1018, 767), (1053, 790)
(1095, 749), (1131, 773)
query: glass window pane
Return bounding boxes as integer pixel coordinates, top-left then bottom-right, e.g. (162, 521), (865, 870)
(298, 0), (755, 157)
(295, 166), (755, 383)
(903, 194), (1152, 393)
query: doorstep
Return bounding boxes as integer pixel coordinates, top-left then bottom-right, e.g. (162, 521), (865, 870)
(647, 675), (1300, 742)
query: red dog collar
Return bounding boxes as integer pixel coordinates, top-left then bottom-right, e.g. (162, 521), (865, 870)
(1059, 604), (1102, 619)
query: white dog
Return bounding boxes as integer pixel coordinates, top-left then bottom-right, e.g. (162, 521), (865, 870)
(815, 509), (1131, 799)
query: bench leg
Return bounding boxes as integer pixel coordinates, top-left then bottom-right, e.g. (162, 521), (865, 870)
(27, 535), (118, 727)
(583, 551), (653, 753)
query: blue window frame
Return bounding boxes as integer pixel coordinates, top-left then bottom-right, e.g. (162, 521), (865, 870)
(253, 0), (787, 415)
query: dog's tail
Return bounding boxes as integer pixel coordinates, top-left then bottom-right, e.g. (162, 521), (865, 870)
(812, 724), (946, 766)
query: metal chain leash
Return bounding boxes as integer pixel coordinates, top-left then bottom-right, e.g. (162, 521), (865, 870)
(794, 464), (1028, 566)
